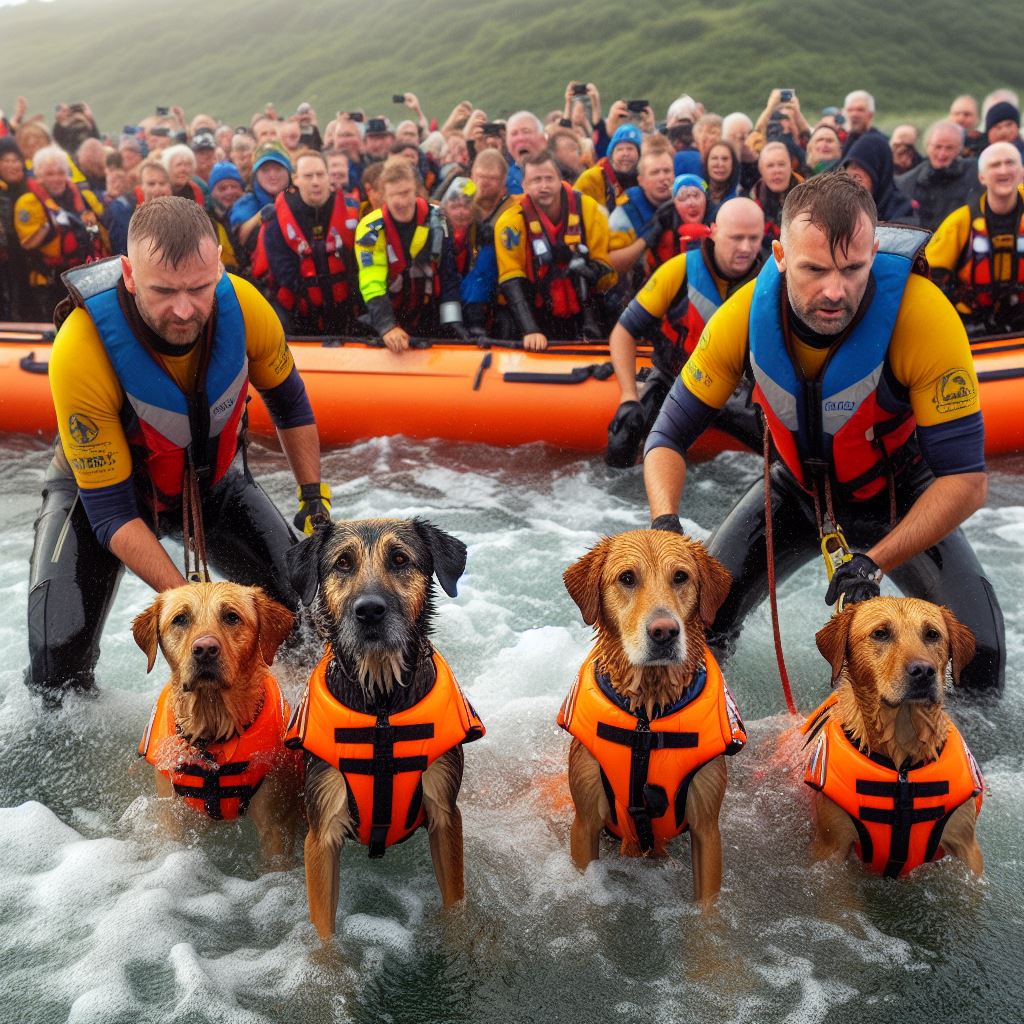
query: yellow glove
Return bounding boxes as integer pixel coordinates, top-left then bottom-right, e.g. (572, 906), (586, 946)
(293, 482), (332, 535)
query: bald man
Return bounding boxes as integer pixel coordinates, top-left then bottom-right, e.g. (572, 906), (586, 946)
(606, 197), (766, 466)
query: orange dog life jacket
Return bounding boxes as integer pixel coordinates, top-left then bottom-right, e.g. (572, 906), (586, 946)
(286, 649), (485, 857)
(802, 694), (984, 877)
(558, 648), (746, 853)
(138, 674), (294, 821)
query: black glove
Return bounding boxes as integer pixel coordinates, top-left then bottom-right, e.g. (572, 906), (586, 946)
(448, 321), (471, 341)
(579, 258), (607, 284)
(651, 513), (684, 534)
(259, 203), (276, 223)
(365, 294), (398, 336)
(640, 202), (676, 247)
(293, 482), (332, 535)
(824, 553), (882, 607)
(500, 277), (541, 337)
(605, 401), (645, 468)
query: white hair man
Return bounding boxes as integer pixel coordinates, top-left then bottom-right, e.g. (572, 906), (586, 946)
(895, 120), (979, 230)
(504, 110), (546, 194)
(841, 90), (881, 155)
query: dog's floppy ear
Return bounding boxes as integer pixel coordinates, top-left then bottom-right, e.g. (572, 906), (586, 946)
(413, 519), (468, 598)
(815, 607), (855, 686)
(694, 545), (732, 628)
(285, 525), (329, 607)
(131, 598), (162, 674)
(253, 589), (296, 666)
(940, 606), (976, 685)
(563, 537), (611, 626)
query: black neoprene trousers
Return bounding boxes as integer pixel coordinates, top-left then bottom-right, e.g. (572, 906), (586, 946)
(26, 454), (298, 693)
(705, 459), (1005, 694)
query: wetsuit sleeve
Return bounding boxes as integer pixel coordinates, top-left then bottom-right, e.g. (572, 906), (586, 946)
(438, 234), (462, 304)
(353, 210), (389, 303)
(924, 205), (970, 275)
(495, 205), (528, 284)
(260, 365), (315, 428)
(79, 479), (141, 548)
(678, 280), (753, 409)
(888, 274), (984, 474)
(643, 377), (719, 457)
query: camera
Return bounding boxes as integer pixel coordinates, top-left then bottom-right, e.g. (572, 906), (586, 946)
(572, 83), (588, 96)
(392, 94), (406, 104)
(766, 113), (786, 141)
(779, 89), (793, 103)
(558, 118), (573, 129)
(626, 100), (649, 114)
(122, 125), (137, 135)
(155, 106), (169, 117)
(481, 122), (503, 136)
(347, 111), (364, 123)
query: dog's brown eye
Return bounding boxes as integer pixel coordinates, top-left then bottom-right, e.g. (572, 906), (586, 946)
(171, 612), (190, 628)
(673, 570), (689, 585)
(618, 570), (636, 587)
(871, 627), (891, 641)
(392, 551), (409, 567)
(335, 556), (352, 573)
(222, 611), (241, 626)
(924, 627), (941, 641)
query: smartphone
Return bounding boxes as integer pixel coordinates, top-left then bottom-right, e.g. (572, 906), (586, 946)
(481, 122), (503, 136)
(392, 94), (406, 104)
(155, 106), (169, 117)
(779, 89), (794, 103)
(572, 83), (588, 96)
(347, 111), (364, 123)
(626, 99), (649, 114)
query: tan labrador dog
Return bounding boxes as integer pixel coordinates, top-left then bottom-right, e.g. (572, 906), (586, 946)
(559, 530), (744, 906)
(133, 582), (302, 865)
(804, 597), (984, 877)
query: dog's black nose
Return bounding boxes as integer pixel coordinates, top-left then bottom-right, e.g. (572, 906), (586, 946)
(647, 617), (680, 644)
(192, 636), (220, 662)
(354, 595), (388, 625)
(905, 660), (937, 696)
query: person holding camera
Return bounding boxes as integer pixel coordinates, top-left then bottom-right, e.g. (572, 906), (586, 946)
(494, 149), (614, 349)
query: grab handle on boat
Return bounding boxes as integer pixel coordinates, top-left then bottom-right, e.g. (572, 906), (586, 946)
(19, 352), (50, 375)
(503, 361), (614, 385)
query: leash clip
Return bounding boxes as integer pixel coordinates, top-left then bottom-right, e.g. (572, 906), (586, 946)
(820, 525), (852, 582)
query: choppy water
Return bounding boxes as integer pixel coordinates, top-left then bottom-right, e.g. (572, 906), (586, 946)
(1, 435), (1021, 1024)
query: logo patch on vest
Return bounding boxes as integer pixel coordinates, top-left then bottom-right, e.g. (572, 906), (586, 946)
(933, 368), (976, 414)
(67, 413), (100, 445)
(824, 399), (857, 412)
(501, 226), (522, 251)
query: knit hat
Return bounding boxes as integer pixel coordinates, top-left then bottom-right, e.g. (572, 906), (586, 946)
(207, 160), (244, 190)
(608, 124), (643, 157)
(0, 136), (23, 160)
(985, 101), (1020, 133)
(672, 173), (707, 196)
(252, 142), (291, 173)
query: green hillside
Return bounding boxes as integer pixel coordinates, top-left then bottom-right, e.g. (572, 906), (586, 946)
(1, 0), (1021, 133)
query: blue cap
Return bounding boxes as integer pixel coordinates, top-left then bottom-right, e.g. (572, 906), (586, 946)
(252, 142), (292, 174)
(672, 173), (707, 196)
(608, 124), (643, 156)
(207, 161), (244, 190)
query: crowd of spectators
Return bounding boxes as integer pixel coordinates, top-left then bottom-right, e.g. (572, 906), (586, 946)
(1, 84), (1022, 339)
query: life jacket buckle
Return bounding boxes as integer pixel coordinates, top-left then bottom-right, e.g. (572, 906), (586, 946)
(821, 527), (852, 582)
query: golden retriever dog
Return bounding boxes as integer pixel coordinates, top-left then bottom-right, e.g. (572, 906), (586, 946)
(804, 597), (984, 877)
(559, 529), (744, 907)
(133, 582), (302, 864)
(284, 518), (484, 941)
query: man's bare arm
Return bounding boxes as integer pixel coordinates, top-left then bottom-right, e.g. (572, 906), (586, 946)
(109, 519), (187, 592)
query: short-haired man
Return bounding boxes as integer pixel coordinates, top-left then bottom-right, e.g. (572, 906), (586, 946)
(889, 123), (922, 174)
(605, 197), (765, 466)
(105, 158), (173, 256)
(549, 129), (585, 184)
(260, 149), (361, 335)
(229, 131), (256, 186)
(353, 157), (465, 352)
(325, 150), (351, 193)
(949, 95), (985, 158)
(495, 150), (615, 349)
(925, 142), (1024, 335)
(75, 138), (109, 199)
(841, 90), (882, 155)
(504, 111), (547, 195)
(333, 118), (365, 189)
(276, 119), (302, 163)
(14, 144), (107, 319)
(749, 141), (802, 256)
(27, 196), (329, 695)
(895, 121), (980, 230)
(576, 124), (642, 212)
(644, 172), (1002, 693)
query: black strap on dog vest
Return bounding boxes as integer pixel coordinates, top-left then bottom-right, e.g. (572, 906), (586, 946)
(596, 711), (698, 853)
(172, 760), (259, 820)
(335, 711), (434, 858)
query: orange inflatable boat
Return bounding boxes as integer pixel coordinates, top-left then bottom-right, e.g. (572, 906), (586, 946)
(1, 325), (1022, 459)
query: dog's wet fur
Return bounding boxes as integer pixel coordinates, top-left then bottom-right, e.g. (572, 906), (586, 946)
(286, 517), (471, 940)
(131, 582), (301, 864)
(810, 596), (983, 873)
(562, 529), (733, 905)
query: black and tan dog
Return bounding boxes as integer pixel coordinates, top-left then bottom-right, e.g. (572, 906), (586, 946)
(803, 596), (984, 877)
(558, 529), (746, 906)
(133, 582), (302, 864)
(285, 517), (484, 941)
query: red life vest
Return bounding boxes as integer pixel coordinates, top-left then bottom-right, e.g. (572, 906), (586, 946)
(802, 694), (984, 877)
(286, 648), (485, 857)
(520, 184), (587, 319)
(558, 648), (746, 853)
(138, 674), (296, 821)
(382, 196), (441, 319)
(598, 157), (623, 211)
(954, 189), (1024, 312)
(271, 188), (357, 320)
(25, 178), (103, 269)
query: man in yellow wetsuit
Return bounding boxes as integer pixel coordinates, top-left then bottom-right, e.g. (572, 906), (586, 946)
(925, 141), (1024, 335)
(643, 172), (1003, 693)
(495, 149), (615, 350)
(27, 196), (330, 697)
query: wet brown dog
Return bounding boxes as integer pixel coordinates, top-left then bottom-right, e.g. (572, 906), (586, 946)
(559, 529), (744, 906)
(133, 582), (302, 864)
(285, 518), (484, 941)
(804, 597), (984, 876)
